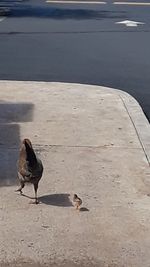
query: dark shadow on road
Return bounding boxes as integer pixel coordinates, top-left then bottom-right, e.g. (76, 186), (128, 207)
(0, 0), (127, 20)
(1, 30), (148, 35)
(11, 8), (126, 20)
(1, 1), (127, 20)
(0, 0), (28, 4)
(0, 101), (34, 186)
(0, 102), (33, 123)
(39, 193), (73, 206)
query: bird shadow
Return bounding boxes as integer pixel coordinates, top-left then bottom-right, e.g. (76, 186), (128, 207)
(18, 193), (89, 210)
(39, 193), (73, 207)
(80, 207), (89, 212)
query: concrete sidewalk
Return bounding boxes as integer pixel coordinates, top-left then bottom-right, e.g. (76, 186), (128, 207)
(0, 81), (150, 267)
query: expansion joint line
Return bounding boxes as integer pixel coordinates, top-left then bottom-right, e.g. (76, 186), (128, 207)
(119, 94), (150, 166)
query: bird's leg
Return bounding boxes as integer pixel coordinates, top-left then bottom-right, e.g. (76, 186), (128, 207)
(77, 203), (81, 211)
(75, 203), (79, 210)
(15, 181), (25, 195)
(34, 183), (39, 204)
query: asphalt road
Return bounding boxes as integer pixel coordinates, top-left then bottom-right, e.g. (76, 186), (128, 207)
(0, 0), (150, 119)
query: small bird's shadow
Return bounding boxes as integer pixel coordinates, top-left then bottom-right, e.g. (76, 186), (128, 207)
(80, 207), (89, 212)
(39, 193), (73, 207)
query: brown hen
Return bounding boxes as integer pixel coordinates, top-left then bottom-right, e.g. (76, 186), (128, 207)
(16, 138), (43, 204)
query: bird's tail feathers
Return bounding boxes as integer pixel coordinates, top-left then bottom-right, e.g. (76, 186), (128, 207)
(22, 139), (37, 167)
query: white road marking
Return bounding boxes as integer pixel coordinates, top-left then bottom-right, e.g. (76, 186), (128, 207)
(114, 2), (150, 5)
(0, 17), (6, 22)
(46, 0), (150, 4)
(46, 0), (106, 3)
(116, 20), (145, 27)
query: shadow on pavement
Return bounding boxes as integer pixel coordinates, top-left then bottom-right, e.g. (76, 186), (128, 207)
(39, 193), (73, 206)
(80, 207), (89, 212)
(0, 0), (127, 20)
(0, 101), (34, 187)
(10, 8), (126, 20)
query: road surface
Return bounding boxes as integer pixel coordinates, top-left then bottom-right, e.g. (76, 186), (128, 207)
(0, 0), (150, 119)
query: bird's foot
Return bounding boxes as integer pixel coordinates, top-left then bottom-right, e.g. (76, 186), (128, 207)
(29, 199), (39, 205)
(35, 199), (39, 204)
(15, 188), (23, 195)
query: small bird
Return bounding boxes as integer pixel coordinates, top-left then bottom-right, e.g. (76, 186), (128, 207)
(73, 194), (82, 210)
(16, 138), (43, 204)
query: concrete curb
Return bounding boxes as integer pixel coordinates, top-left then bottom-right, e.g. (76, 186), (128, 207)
(112, 88), (150, 166)
(55, 82), (150, 165)
(47, 81), (150, 166)
(1, 81), (150, 267)
(0, 80), (149, 164)
(81, 83), (150, 166)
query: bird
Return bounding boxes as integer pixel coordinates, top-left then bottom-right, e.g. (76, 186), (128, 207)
(73, 194), (82, 210)
(16, 138), (43, 204)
